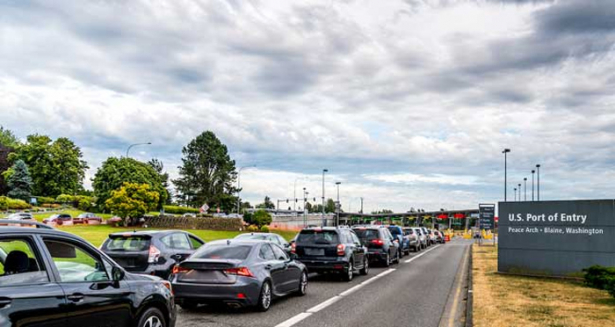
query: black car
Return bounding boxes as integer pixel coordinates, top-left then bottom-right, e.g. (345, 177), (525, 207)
(171, 239), (307, 311)
(293, 227), (368, 281)
(0, 220), (176, 327)
(352, 226), (400, 267)
(101, 230), (205, 279)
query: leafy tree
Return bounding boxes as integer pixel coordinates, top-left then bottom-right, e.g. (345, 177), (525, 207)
(371, 209), (394, 214)
(173, 131), (238, 209)
(92, 157), (167, 211)
(304, 202), (313, 212)
(243, 211), (254, 225)
(311, 204), (323, 213)
(325, 198), (336, 213)
(240, 201), (252, 210)
(105, 182), (160, 226)
(256, 196), (275, 209)
(0, 126), (20, 148)
(148, 158), (172, 204)
(6, 160), (32, 201)
(0, 126), (19, 196)
(11, 135), (88, 196)
(253, 209), (272, 227)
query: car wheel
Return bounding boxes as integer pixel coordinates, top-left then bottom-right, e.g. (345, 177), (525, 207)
(360, 257), (369, 275)
(297, 271), (308, 296)
(179, 300), (199, 311)
(344, 260), (354, 281)
(394, 250), (400, 264)
(137, 307), (166, 327)
(384, 253), (390, 267)
(256, 281), (272, 312)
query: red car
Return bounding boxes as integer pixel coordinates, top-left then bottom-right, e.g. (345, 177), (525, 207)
(73, 212), (103, 224)
(42, 213), (73, 225)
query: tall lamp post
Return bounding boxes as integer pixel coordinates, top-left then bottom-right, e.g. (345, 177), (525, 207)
(303, 188), (309, 227)
(237, 165), (256, 214)
(523, 178), (527, 201)
(335, 182), (341, 227)
(531, 170), (535, 201)
(536, 164), (541, 201)
(322, 169), (328, 226)
(518, 184), (521, 202)
(514, 188), (517, 201)
(502, 149), (511, 201)
(126, 142), (151, 158)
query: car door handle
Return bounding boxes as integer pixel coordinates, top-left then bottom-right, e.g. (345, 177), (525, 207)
(0, 298), (11, 308)
(265, 265), (272, 270)
(67, 293), (84, 302)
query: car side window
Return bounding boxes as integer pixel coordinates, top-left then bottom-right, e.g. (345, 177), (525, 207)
(271, 244), (288, 261)
(259, 244), (276, 260)
(0, 237), (48, 286)
(161, 233), (191, 250)
(350, 232), (361, 245)
(43, 239), (110, 283)
(188, 235), (204, 249)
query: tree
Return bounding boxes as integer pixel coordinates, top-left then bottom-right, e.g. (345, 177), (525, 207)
(0, 126), (20, 148)
(173, 131), (238, 210)
(253, 209), (272, 227)
(0, 126), (19, 196)
(304, 202), (313, 212)
(256, 196), (275, 209)
(325, 198), (336, 213)
(148, 158), (172, 204)
(92, 157), (167, 212)
(11, 135), (88, 196)
(6, 160), (32, 201)
(372, 209), (394, 214)
(105, 183), (160, 226)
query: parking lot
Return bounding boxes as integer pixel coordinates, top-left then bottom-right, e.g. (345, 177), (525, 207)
(177, 239), (471, 327)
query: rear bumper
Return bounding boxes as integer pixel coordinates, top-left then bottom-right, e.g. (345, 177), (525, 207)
(172, 278), (262, 307)
(298, 258), (350, 272)
(366, 250), (388, 262)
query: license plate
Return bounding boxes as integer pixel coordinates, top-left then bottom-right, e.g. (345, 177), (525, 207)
(305, 248), (324, 256)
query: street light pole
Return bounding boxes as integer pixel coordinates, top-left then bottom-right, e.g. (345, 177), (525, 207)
(360, 197), (363, 214)
(322, 169), (328, 226)
(536, 164), (541, 201)
(518, 184), (521, 202)
(237, 165), (256, 214)
(126, 142), (151, 158)
(523, 178), (527, 201)
(303, 188), (308, 227)
(502, 149), (511, 202)
(531, 170), (535, 201)
(514, 188), (517, 201)
(335, 182), (341, 227)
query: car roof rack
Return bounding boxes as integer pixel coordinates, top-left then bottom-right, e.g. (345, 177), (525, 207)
(0, 220), (54, 229)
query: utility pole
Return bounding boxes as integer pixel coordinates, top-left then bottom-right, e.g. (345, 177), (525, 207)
(322, 169), (328, 226)
(502, 149), (511, 202)
(523, 178), (527, 201)
(531, 170), (535, 201)
(335, 182), (341, 227)
(360, 197), (364, 214)
(536, 164), (541, 201)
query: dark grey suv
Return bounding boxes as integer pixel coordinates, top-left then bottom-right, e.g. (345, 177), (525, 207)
(0, 220), (176, 327)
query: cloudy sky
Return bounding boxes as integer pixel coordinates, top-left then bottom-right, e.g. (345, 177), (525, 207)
(1, 0), (614, 213)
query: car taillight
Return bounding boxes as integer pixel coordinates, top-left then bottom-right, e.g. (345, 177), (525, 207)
(224, 267), (255, 278)
(161, 280), (173, 294)
(172, 265), (191, 274)
(291, 242), (296, 254)
(337, 244), (346, 256)
(370, 239), (384, 246)
(148, 245), (161, 263)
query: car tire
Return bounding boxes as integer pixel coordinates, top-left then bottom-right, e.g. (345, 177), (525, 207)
(297, 271), (308, 296)
(343, 260), (354, 282)
(384, 253), (390, 267)
(360, 257), (369, 275)
(179, 300), (199, 311)
(137, 307), (166, 327)
(256, 281), (272, 312)
(393, 250), (400, 264)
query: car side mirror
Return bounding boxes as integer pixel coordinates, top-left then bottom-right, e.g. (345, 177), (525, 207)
(112, 266), (125, 282)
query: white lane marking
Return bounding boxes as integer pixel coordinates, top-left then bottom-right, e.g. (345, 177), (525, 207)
(275, 312), (313, 327)
(306, 295), (341, 313)
(276, 246), (441, 327)
(404, 245), (440, 263)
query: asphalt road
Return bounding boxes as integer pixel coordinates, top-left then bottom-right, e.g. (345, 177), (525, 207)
(176, 239), (472, 327)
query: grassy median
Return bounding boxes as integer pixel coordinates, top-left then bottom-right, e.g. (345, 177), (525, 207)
(472, 245), (615, 327)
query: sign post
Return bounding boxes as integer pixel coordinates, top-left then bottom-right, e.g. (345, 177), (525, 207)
(479, 203), (496, 246)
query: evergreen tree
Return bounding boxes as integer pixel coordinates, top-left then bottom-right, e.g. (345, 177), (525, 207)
(7, 160), (32, 201)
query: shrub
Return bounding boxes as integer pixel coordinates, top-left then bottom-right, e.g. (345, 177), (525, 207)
(583, 265), (615, 290)
(253, 209), (272, 227)
(0, 197), (7, 211)
(35, 196), (55, 205)
(260, 225), (270, 233)
(247, 225), (259, 232)
(146, 215), (243, 231)
(0, 196), (31, 210)
(77, 198), (91, 211)
(163, 205), (200, 215)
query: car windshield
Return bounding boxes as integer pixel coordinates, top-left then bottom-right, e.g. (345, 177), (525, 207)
(77, 213), (88, 218)
(388, 227), (401, 235)
(193, 244), (252, 260)
(297, 230), (339, 244)
(353, 229), (380, 241)
(104, 236), (151, 251)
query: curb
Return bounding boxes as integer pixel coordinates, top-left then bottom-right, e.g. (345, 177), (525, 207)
(465, 247), (473, 327)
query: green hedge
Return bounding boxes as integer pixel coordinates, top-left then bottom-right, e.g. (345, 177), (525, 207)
(147, 215), (242, 231)
(163, 205), (200, 215)
(35, 196), (56, 205)
(0, 196), (32, 210)
(583, 265), (615, 297)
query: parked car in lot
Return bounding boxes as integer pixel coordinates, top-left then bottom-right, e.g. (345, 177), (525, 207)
(42, 213), (73, 225)
(73, 212), (103, 224)
(3, 212), (34, 221)
(101, 230), (205, 279)
(413, 227), (428, 249)
(0, 220), (176, 327)
(403, 227), (421, 252)
(352, 225), (400, 267)
(293, 226), (368, 281)
(170, 239), (308, 311)
(234, 232), (292, 253)
(387, 225), (410, 256)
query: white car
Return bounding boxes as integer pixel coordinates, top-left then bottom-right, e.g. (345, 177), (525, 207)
(4, 213), (35, 221)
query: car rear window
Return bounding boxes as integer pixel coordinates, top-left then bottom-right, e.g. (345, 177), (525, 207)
(235, 234), (268, 240)
(193, 244), (252, 260)
(353, 229), (380, 241)
(297, 230), (339, 244)
(104, 236), (151, 251)
(388, 227), (401, 235)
